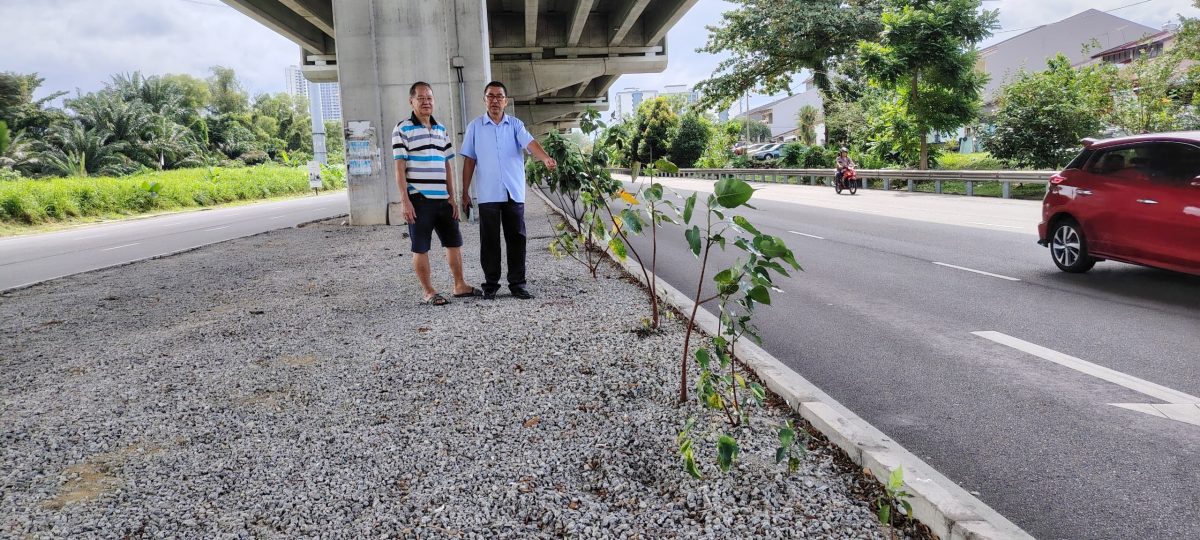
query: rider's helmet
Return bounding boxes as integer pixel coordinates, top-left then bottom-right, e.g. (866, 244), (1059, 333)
(839, 147), (848, 153)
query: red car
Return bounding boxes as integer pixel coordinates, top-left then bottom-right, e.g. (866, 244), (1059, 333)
(1038, 132), (1200, 275)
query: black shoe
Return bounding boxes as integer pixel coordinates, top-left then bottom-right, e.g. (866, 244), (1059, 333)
(482, 289), (497, 300)
(510, 287), (534, 300)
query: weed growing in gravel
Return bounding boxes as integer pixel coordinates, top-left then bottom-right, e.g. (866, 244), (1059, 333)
(676, 177), (801, 475)
(876, 466), (915, 538)
(608, 157), (679, 330)
(530, 108), (623, 278)
(775, 420), (807, 474)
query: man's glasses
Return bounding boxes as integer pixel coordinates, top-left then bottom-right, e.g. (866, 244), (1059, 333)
(412, 97), (434, 103)
(485, 94), (507, 101)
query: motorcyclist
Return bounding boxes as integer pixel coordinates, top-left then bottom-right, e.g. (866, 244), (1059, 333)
(835, 147), (855, 186)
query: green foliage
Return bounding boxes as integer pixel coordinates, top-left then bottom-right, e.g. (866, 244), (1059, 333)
(980, 55), (1109, 169)
(676, 176), (802, 478)
(696, 124), (735, 168)
(795, 105), (820, 146)
(775, 420), (807, 474)
(781, 144), (838, 168)
(677, 418), (702, 479)
(728, 118), (771, 143)
(857, 0), (998, 169)
(668, 113), (712, 168)
(695, 0), (884, 112)
(876, 466), (914, 530)
(934, 152), (1005, 170)
(207, 66), (249, 116)
(632, 98), (679, 163)
(0, 120), (8, 157)
(1105, 53), (1190, 135)
(532, 108), (623, 278)
(0, 164), (344, 226)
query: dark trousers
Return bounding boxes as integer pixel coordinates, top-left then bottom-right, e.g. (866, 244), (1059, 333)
(478, 198), (526, 292)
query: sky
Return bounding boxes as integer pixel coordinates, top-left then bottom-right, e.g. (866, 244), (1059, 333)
(5, 0), (1198, 112)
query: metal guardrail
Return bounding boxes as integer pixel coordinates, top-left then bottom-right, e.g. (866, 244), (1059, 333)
(611, 167), (1057, 199)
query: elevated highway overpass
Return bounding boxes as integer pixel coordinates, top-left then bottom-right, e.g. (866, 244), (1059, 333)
(222, 0), (698, 224)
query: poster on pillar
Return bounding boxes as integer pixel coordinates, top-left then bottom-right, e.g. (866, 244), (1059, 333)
(345, 121), (379, 180)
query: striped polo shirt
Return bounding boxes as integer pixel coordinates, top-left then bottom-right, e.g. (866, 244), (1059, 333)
(392, 113), (455, 199)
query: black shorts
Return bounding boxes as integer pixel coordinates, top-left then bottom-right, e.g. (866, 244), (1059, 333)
(407, 195), (462, 253)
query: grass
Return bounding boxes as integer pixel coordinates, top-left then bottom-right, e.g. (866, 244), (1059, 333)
(864, 179), (1046, 200)
(0, 165), (346, 231)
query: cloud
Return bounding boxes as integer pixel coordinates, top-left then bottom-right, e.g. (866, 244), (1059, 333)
(6, 0), (1198, 114)
(7, 0), (297, 103)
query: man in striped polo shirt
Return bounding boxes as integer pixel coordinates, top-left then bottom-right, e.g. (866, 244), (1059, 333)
(392, 82), (480, 305)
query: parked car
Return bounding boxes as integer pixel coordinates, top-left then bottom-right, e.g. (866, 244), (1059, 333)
(752, 143), (784, 160)
(1038, 131), (1200, 276)
(734, 143), (767, 156)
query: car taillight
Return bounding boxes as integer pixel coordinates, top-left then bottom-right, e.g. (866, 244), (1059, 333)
(1050, 174), (1067, 185)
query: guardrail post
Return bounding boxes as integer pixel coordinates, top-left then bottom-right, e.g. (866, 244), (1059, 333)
(935, 180), (943, 194)
(966, 181), (974, 196)
(1002, 182), (1011, 199)
(883, 178), (890, 191)
(907, 179), (914, 192)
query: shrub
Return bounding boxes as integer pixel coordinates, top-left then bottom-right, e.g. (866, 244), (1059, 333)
(240, 150), (270, 166)
(935, 152), (1008, 170)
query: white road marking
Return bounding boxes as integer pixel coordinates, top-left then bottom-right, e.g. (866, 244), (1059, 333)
(268, 215), (287, 220)
(932, 262), (1020, 282)
(101, 243), (140, 251)
(966, 222), (1026, 230)
(204, 226), (232, 232)
(974, 331), (1200, 427)
(75, 234), (107, 240)
(788, 231), (825, 240)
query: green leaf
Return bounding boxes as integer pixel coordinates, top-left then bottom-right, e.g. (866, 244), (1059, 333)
(878, 504), (891, 524)
(750, 383), (766, 405)
(706, 393), (724, 409)
(775, 447), (787, 464)
(732, 215), (760, 236)
(748, 285), (771, 305)
(654, 157), (679, 174)
(695, 348), (711, 370)
(682, 193), (697, 223)
(788, 456), (800, 473)
(716, 435), (739, 472)
(685, 455), (702, 479)
(631, 161), (642, 180)
(646, 183), (664, 201)
(714, 178), (755, 208)
(713, 268), (735, 285)
(889, 466), (904, 490)
(620, 208), (644, 234)
(685, 226), (701, 256)
(779, 425), (795, 447)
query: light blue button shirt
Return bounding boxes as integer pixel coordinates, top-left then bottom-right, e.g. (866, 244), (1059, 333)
(460, 113), (535, 203)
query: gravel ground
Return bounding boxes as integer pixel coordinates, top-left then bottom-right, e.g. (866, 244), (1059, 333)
(1, 198), (915, 539)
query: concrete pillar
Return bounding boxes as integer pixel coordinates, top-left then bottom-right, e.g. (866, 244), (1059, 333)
(332, 0), (490, 225)
(308, 88), (327, 165)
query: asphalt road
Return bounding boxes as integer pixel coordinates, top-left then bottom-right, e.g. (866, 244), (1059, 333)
(575, 178), (1200, 540)
(0, 192), (348, 291)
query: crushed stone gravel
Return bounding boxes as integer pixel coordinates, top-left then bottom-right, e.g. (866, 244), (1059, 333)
(1, 198), (914, 539)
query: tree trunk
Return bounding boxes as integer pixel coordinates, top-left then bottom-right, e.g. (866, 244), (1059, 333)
(910, 71), (929, 170)
(814, 69), (833, 146)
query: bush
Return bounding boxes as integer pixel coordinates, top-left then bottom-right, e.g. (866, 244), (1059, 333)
(0, 164), (346, 226)
(240, 150), (270, 166)
(0, 168), (24, 182)
(935, 152), (1008, 170)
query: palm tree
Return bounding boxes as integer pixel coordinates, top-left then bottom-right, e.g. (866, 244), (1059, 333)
(796, 105), (820, 146)
(0, 121), (40, 173)
(37, 122), (130, 177)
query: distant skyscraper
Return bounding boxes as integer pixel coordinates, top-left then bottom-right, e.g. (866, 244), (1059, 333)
(284, 66), (342, 121)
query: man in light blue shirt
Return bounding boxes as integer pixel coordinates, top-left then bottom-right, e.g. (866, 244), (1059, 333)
(460, 81), (557, 300)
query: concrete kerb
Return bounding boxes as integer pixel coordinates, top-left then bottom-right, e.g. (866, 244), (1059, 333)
(531, 186), (1033, 540)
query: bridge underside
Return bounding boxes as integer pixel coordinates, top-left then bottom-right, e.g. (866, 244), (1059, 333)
(223, 0), (696, 133)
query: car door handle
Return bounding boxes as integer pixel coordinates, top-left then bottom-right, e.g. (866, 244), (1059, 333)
(1136, 199), (1158, 205)
(1077, 189), (1093, 196)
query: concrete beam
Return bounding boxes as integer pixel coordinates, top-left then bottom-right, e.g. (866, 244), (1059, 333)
(609, 0), (651, 47)
(220, 0), (333, 54)
(642, 0), (701, 45)
(492, 55), (667, 101)
(278, 0), (335, 37)
(566, 0), (595, 47)
(525, 0), (538, 47)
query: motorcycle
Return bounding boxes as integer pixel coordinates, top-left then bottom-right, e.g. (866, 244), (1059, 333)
(835, 167), (859, 195)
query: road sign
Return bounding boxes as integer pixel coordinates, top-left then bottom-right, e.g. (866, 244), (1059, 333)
(308, 161), (323, 189)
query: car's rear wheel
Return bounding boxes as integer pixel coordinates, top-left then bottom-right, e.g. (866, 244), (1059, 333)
(1050, 219), (1096, 273)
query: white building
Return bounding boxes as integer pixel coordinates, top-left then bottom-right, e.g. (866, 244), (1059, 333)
(737, 79), (825, 143)
(284, 66), (343, 121)
(611, 88), (659, 119)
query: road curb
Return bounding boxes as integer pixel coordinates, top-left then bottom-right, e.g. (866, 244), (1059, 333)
(532, 187), (1034, 540)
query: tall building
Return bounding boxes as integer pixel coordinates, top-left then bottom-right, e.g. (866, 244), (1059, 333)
(612, 88), (659, 119)
(284, 66), (343, 121)
(661, 84), (698, 105)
